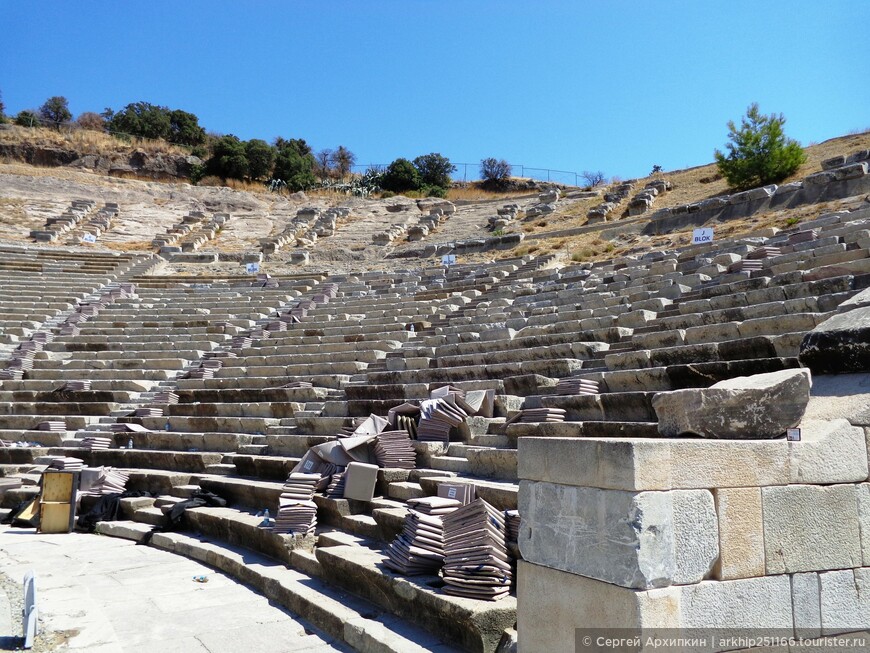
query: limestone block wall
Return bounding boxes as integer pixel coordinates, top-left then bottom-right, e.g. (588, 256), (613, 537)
(517, 416), (870, 652)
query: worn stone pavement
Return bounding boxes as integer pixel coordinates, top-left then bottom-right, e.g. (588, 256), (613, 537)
(0, 525), (352, 652)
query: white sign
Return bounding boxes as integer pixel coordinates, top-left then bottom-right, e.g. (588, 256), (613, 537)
(81, 233), (97, 243)
(246, 262), (260, 274)
(441, 254), (456, 266)
(786, 428), (801, 442)
(692, 228), (714, 244)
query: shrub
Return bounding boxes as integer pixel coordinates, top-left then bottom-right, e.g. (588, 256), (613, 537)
(381, 158), (421, 193)
(272, 139), (316, 191)
(413, 153), (455, 189)
(76, 112), (105, 131)
(419, 184), (447, 198)
(189, 163), (206, 185)
(480, 157), (511, 190)
(714, 103), (806, 191)
(581, 170), (606, 187)
(207, 134), (249, 180)
(15, 110), (40, 127)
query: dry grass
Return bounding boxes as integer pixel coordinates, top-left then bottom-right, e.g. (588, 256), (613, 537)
(446, 184), (524, 202)
(514, 131), (870, 242)
(104, 240), (156, 252)
(0, 125), (189, 156)
(197, 176), (272, 195)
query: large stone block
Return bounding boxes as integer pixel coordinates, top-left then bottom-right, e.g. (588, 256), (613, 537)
(678, 575), (793, 631)
(762, 484), (862, 574)
(800, 307), (870, 374)
(713, 487), (765, 580)
(517, 561), (680, 653)
(518, 436), (790, 491)
(519, 481), (718, 589)
(803, 373), (870, 426)
(789, 419), (868, 484)
(819, 568), (870, 635)
(791, 572), (822, 638)
(859, 484), (870, 566)
(652, 368), (811, 439)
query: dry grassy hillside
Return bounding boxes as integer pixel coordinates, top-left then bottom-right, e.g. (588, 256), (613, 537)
(494, 130), (870, 266)
(0, 126), (868, 275)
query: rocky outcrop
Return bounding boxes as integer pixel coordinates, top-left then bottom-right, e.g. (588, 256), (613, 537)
(0, 142), (202, 180)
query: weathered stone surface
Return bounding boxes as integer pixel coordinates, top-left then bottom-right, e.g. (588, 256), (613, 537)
(801, 307), (870, 374)
(803, 373), (870, 426)
(859, 484), (870, 566)
(518, 436), (790, 491)
(517, 561), (680, 653)
(762, 484), (862, 574)
(819, 568), (870, 635)
(519, 481), (718, 589)
(791, 571), (822, 638)
(652, 368), (811, 439)
(713, 487), (765, 580)
(678, 575), (793, 631)
(788, 419), (868, 484)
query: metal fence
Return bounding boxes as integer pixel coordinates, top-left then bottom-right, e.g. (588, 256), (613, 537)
(351, 162), (586, 187)
(10, 117), (587, 186)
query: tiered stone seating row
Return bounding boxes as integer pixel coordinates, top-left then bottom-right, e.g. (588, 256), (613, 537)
(3, 202), (870, 652)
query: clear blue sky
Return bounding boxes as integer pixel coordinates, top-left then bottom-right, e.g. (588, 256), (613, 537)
(1, 1), (868, 182)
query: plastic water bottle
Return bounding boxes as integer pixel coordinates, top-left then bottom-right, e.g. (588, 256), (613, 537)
(409, 324), (415, 334)
(259, 509), (271, 527)
(164, 419), (171, 431)
(127, 438), (133, 449)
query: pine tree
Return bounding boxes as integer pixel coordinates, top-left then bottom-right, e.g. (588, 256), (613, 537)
(714, 103), (806, 191)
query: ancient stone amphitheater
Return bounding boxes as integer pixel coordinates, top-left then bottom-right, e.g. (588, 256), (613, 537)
(2, 150), (870, 652)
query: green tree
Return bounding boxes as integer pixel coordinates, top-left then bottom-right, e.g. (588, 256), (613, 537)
(714, 103), (806, 191)
(381, 158), (421, 193)
(107, 102), (171, 140)
(168, 109), (206, 147)
(413, 153), (455, 189)
(39, 96), (72, 128)
(273, 139), (316, 191)
(330, 145), (356, 180)
(0, 90), (6, 123)
(245, 139), (275, 181)
(207, 134), (249, 180)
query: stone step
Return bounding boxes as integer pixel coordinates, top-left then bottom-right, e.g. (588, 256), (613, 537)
(386, 481), (426, 501)
(537, 391), (657, 422)
(316, 542), (515, 653)
(507, 420), (661, 442)
(237, 444), (269, 455)
(429, 455), (471, 474)
(131, 522), (462, 653)
(131, 505), (166, 526)
(204, 463), (238, 476)
(418, 475), (518, 511)
(46, 447), (224, 473)
(169, 484), (203, 498)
